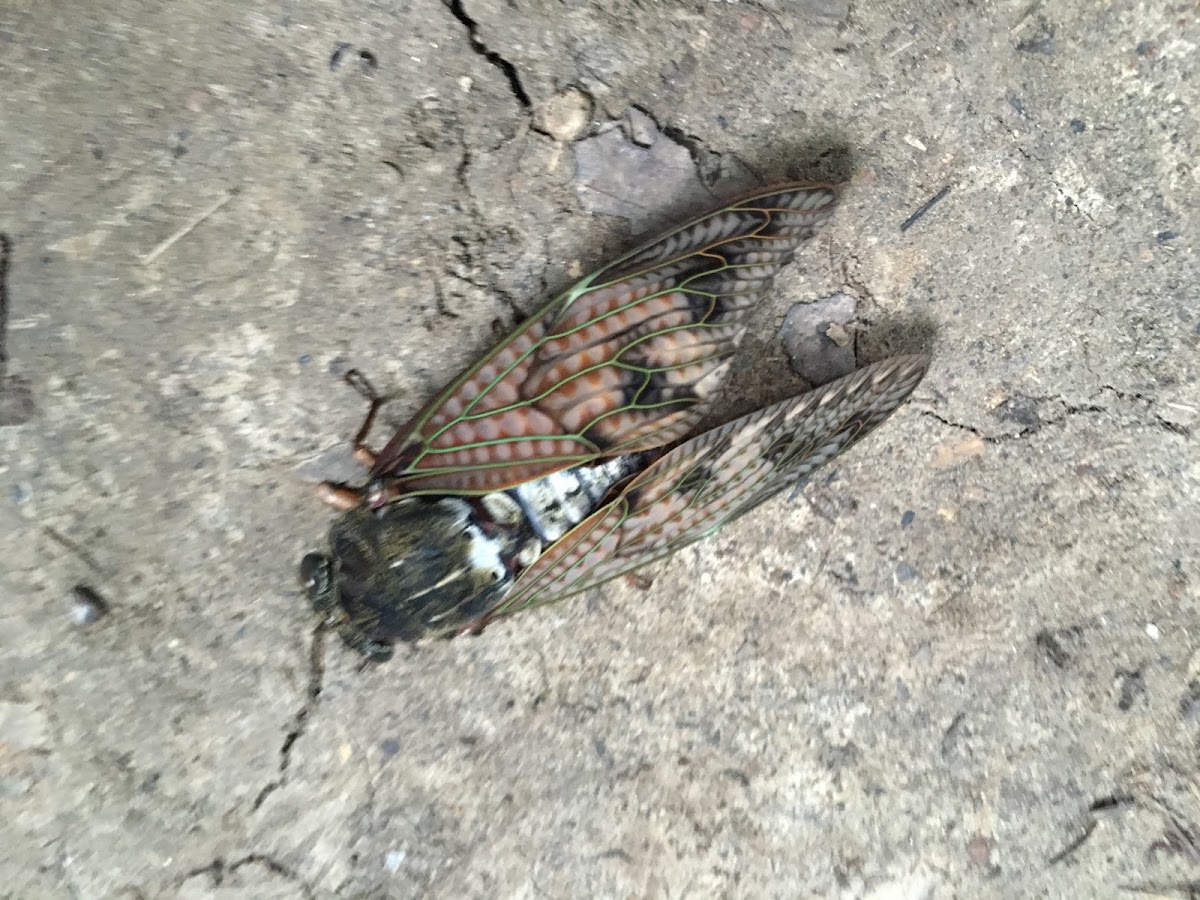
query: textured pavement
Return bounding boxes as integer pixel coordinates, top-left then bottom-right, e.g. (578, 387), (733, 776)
(1, 1), (1198, 897)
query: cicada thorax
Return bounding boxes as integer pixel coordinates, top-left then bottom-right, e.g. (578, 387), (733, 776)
(303, 452), (652, 653)
(309, 497), (523, 648)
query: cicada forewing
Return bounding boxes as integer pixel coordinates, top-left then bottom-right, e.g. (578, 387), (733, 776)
(484, 355), (929, 624)
(361, 182), (839, 497)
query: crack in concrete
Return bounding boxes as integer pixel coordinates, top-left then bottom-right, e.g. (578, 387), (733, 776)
(252, 626), (326, 812)
(659, 123), (723, 187)
(0, 232), (34, 428)
(1120, 880), (1200, 896)
(625, 104), (724, 188)
(991, 113), (1101, 228)
(451, 139), (528, 321)
(921, 403), (1102, 443)
(536, 231), (552, 298)
(835, 252), (879, 364)
(43, 526), (108, 575)
(454, 137), (477, 212)
(0, 233), (10, 379)
(839, 256), (877, 308)
(183, 853), (317, 899)
(431, 274), (461, 319)
(1146, 791), (1200, 865)
(921, 385), (1190, 443)
(443, 0), (531, 109)
(1101, 383), (1193, 437)
(1049, 790), (1200, 880)
(1046, 818), (1097, 866)
(448, 229), (525, 320)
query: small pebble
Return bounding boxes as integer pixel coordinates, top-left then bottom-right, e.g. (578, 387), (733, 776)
(966, 835), (993, 865)
(896, 562), (917, 583)
(384, 849), (406, 873)
(624, 106), (659, 147)
(1155, 230), (1178, 244)
(1069, 118), (1086, 133)
(68, 585), (109, 626)
(900, 510), (916, 528)
(824, 322), (852, 347)
(1145, 622), (1160, 641)
(779, 293), (858, 384)
(380, 738), (401, 759)
(534, 87), (592, 142)
(329, 42), (352, 71)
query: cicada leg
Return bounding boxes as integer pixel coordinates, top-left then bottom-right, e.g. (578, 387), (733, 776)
(343, 368), (383, 468)
(314, 369), (387, 509)
(315, 477), (403, 512)
(315, 482), (365, 510)
(457, 609), (499, 638)
(338, 625), (394, 663)
(623, 572), (654, 591)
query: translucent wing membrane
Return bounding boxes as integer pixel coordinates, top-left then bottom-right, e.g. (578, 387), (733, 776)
(491, 355), (928, 618)
(370, 183), (838, 494)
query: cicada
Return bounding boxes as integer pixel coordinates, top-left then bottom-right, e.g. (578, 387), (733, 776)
(301, 183), (928, 660)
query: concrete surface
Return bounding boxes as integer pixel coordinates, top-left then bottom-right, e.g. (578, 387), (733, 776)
(1, 0), (1198, 897)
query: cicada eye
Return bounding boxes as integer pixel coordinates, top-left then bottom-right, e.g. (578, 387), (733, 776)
(300, 553), (331, 591)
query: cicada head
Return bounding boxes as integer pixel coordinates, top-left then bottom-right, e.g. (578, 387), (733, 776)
(300, 497), (523, 658)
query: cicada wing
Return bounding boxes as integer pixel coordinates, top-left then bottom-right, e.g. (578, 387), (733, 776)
(491, 355), (929, 617)
(370, 182), (839, 494)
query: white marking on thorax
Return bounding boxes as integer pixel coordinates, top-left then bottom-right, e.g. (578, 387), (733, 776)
(398, 565), (468, 602)
(465, 523), (506, 579)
